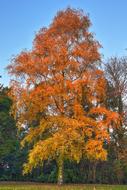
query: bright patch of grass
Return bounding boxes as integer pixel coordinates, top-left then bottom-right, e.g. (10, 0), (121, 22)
(0, 183), (127, 190)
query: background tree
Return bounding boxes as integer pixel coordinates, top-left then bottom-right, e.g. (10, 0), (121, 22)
(104, 57), (127, 183)
(0, 80), (21, 180)
(7, 8), (120, 184)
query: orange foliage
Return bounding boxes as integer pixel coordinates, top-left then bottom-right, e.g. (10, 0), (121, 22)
(7, 8), (120, 173)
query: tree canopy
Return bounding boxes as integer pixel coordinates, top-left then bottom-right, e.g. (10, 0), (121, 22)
(7, 8), (120, 184)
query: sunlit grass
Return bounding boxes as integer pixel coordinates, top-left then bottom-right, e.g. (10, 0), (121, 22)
(0, 183), (127, 190)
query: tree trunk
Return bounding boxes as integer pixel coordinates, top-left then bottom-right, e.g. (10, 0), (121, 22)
(92, 162), (97, 183)
(57, 156), (64, 185)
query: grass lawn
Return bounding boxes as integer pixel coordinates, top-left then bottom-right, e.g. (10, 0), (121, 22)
(0, 183), (127, 190)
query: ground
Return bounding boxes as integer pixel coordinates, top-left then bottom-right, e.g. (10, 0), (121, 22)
(0, 183), (127, 190)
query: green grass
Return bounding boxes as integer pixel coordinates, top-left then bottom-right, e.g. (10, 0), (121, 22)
(0, 182), (127, 190)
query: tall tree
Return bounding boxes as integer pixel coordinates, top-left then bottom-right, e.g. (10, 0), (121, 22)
(104, 57), (127, 183)
(104, 57), (127, 157)
(0, 80), (20, 180)
(7, 8), (120, 184)
(0, 87), (16, 160)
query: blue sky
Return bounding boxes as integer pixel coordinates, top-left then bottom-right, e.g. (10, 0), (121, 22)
(1, 0), (127, 86)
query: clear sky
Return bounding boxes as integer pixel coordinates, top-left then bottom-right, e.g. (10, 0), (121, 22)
(1, 0), (127, 86)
